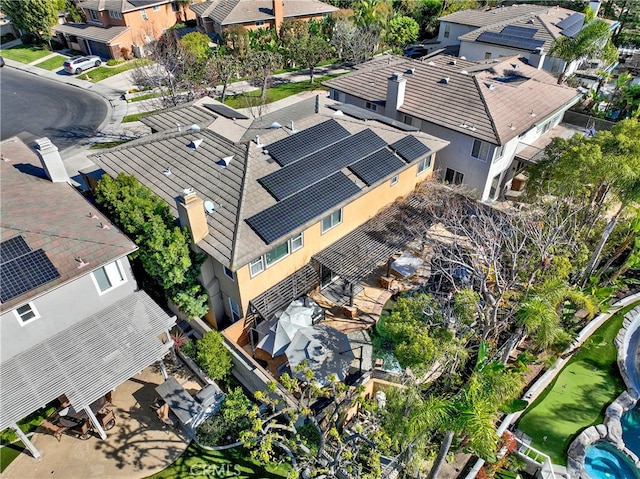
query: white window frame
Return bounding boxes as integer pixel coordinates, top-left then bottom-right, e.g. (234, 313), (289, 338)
(229, 297), (241, 322)
(417, 155), (432, 175)
(141, 9), (148, 20)
(321, 209), (342, 234)
(108, 10), (122, 19)
(88, 9), (99, 21)
(444, 24), (450, 38)
(91, 260), (127, 295)
(471, 139), (492, 162)
(14, 302), (40, 326)
(152, 5), (160, 11)
(390, 175), (398, 186)
(494, 144), (504, 162)
(248, 233), (303, 277)
(223, 266), (234, 280)
(365, 101), (377, 111)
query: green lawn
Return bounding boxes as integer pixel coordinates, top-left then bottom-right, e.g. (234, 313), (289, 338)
(83, 59), (147, 82)
(144, 443), (291, 479)
(517, 301), (639, 465)
(34, 55), (65, 71)
(224, 73), (344, 109)
(0, 442), (25, 473)
(1, 45), (52, 63)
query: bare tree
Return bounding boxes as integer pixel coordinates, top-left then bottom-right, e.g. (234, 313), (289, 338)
(331, 20), (380, 64)
(208, 54), (240, 103)
(244, 50), (283, 102)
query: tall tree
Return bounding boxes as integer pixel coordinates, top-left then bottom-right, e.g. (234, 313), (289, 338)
(244, 50), (282, 102)
(209, 54), (240, 103)
(1, 0), (60, 45)
(384, 15), (420, 48)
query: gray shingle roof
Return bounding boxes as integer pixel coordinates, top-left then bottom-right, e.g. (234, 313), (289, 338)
(91, 96), (449, 270)
(140, 104), (218, 132)
(0, 290), (175, 430)
(79, 0), (172, 13)
(438, 4), (548, 27)
(193, 0), (337, 25)
(53, 23), (130, 43)
(0, 139), (137, 313)
(323, 54), (581, 145)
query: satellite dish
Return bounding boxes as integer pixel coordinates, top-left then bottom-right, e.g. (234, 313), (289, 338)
(204, 200), (215, 214)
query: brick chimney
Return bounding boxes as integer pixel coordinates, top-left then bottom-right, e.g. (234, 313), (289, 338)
(34, 137), (70, 183)
(177, 189), (209, 244)
(386, 72), (406, 121)
(273, 0), (284, 31)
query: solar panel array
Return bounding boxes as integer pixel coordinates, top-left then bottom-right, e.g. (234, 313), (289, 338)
(259, 129), (387, 201)
(348, 149), (405, 186)
(501, 25), (538, 38)
(0, 236), (31, 263)
(202, 103), (249, 120)
(246, 172), (361, 244)
(0, 246), (60, 303)
(557, 12), (584, 38)
(266, 119), (351, 166)
(390, 136), (432, 162)
(477, 31), (544, 51)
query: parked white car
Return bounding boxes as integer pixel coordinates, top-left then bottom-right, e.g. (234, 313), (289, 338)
(63, 55), (102, 74)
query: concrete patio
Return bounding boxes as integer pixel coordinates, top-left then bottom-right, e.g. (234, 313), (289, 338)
(2, 360), (202, 479)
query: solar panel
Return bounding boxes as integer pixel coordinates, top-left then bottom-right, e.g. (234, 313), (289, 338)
(477, 31), (544, 51)
(246, 172), (361, 244)
(390, 136), (431, 163)
(501, 25), (538, 38)
(202, 103), (249, 120)
(266, 119), (351, 166)
(0, 249), (60, 302)
(259, 129), (387, 201)
(0, 236), (31, 263)
(556, 12), (584, 31)
(348, 149), (405, 186)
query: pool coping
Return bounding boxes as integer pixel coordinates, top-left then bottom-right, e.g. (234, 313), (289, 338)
(566, 305), (640, 479)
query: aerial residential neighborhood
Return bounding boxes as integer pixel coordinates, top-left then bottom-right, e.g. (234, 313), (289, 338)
(0, 1), (639, 479)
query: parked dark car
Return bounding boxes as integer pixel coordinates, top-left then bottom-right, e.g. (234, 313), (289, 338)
(0, 56), (5, 67)
(63, 55), (101, 74)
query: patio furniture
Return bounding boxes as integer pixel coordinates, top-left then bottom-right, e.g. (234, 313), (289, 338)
(155, 377), (200, 427)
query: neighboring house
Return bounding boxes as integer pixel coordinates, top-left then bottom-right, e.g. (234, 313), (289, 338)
(53, 0), (203, 59)
(0, 137), (176, 458)
(437, 2), (617, 78)
(190, 0), (337, 38)
(323, 54), (582, 201)
(91, 95), (448, 336)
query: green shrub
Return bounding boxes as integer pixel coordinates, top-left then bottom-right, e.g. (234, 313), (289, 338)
(106, 59), (125, 66)
(196, 388), (254, 446)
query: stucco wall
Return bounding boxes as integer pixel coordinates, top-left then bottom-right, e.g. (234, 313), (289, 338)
(0, 256), (137, 362)
(437, 22), (476, 47)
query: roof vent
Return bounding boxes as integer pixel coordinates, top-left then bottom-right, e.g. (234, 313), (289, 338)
(440, 77), (450, 84)
(216, 156), (233, 168)
(469, 124), (476, 131)
(176, 123), (182, 132)
(255, 135), (262, 147)
(530, 110), (536, 117)
(270, 122), (282, 129)
(511, 63), (519, 69)
(486, 82), (496, 90)
(188, 124), (200, 131)
(449, 60), (456, 65)
(461, 70), (468, 75)
(333, 110), (344, 116)
(406, 68), (415, 75)
(204, 200), (215, 214)
(509, 123), (516, 130)
(527, 19), (534, 24)
(460, 56), (467, 60)
(182, 187), (194, 196)
(75, 257), (88, 268)
(427, 61), (436, 66)
(290, 120), (295, 132)
(163, 168), (172, 176)
(189, 139), (203, 149)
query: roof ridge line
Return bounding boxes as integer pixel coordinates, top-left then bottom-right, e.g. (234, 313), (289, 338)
(471, 75), (501, 145)
(228, 142), (252, 270)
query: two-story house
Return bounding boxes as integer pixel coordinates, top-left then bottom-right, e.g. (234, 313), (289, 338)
(0, 137), (176, 458)
(437, 2), (616, 78)
(323, 54), (582, 201)
(190, 0), (337, 38)
(90, 95), (448, 340)
(53, 0), (203, 59)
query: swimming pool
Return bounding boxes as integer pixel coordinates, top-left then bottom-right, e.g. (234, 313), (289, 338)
(584, 442), (640, 479)
(622, 405), (640, 458)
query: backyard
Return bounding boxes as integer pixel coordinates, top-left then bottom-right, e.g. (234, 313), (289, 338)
(516, 301), (639, 465)
(143, 442), (291, 479)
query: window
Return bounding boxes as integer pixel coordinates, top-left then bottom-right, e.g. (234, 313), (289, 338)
(249, 257), (264, 277)
(152, 5), (160, 11)
(291, 232), (303, 251)
(255, 20), (265, 26)
(14, 303), (40, 325)
(88, 9), (99, 21)
(141, 9), (148, 20)
(445, 168), (464, 185)
(416, 155), (432, 175)
(365, 101), (377, 111)
(248, 233), (303, 277)
(223, 266), (234, 280)
(172, 2), (180, 12)
(444, 24), (450, 38)
(494, 144), (504, 161)
(321, 209), (342, 233)
(484, 52), (492, 60)
(265, 241), (290, 266)
(471, 139), (492, 161)
(92, 260), (126, 294)
(229, 297), (241, 322)
(390, 175), (398, 186)
(108, 10), (122, 19)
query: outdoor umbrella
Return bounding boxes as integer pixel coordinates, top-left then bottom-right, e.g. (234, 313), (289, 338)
(256, 298), (319, 357)
(285, 324), (355, 386)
